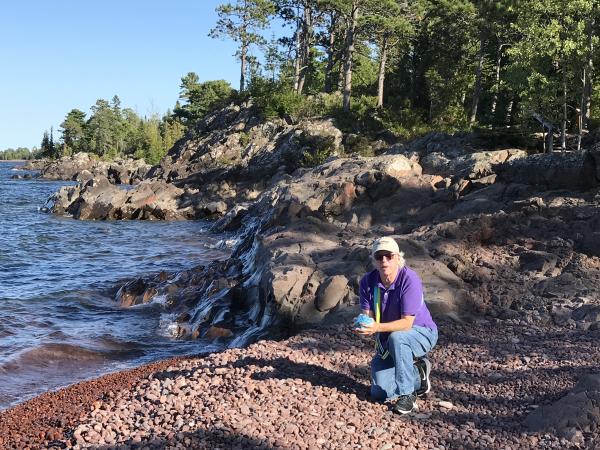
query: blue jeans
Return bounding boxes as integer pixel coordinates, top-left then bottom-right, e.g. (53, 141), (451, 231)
(370, 326), (438, 401)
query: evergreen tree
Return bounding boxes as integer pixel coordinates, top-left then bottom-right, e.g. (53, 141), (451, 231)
(173, 72), (234, 125)
(60, 109), (87, 156)
(509, 0), (596, 150)
(361, 0), (414, 108)
(84, 99), (120, 157)
(40, 130), (54, 158)
(210, 0), (275, 92)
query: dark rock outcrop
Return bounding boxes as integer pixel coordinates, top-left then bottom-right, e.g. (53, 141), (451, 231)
(43, 105), (600, 337)
(524, 373), (600, 436)
(38, 152), (150, 184)
(51, 177), (196, 220)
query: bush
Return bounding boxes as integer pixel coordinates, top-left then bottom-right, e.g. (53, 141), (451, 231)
(345, 135), (375, 157)
(377, 107), (432, 140)
(238, 132), (251, 148)
(249, 77), (341, 121)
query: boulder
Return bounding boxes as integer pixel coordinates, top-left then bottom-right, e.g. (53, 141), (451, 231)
(116, 278), (155, 307)
(519, 251), (558, 274)
(497, 151), (600, 190)
(420, 149), (526, 179)
(315, 276), (349, 312)
(523, 373), (600, 433)
(38, 152), (150, 184)
(571, 305), (600, 323)
(50, 178), (194, 220)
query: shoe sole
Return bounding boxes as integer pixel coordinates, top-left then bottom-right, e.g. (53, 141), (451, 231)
(394, 401), (418, 415)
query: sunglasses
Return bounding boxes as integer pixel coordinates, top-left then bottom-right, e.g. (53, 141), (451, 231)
(374, 252), (395, 261)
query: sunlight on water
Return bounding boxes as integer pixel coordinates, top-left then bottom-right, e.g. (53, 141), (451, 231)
(0, 162), (229, 409)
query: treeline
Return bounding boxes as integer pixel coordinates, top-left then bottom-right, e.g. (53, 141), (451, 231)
(39, 96), (183, 165)
(38, 1), (600, 162)
(208, 0), (600, 150)
(0, 147), (40, 160)
(39, 74), (235, 164)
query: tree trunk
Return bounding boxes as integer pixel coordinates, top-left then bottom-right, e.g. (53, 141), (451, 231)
(342, 2), (359, 111)
(293, 18), (301, 93)
(562, 64), (567, 152)
(577, 89), (583, 152)
(491, 43), (503, 119)
(376, 36), (388, 109)
(583, 17), (595, 129)
(324, 13), (337, 93)
(469, 34), (485, 125)
(297, 3), (313, 94)
(410, 44), (417, 105)
(240, 45), (247, 92)
(505, 97), (513, 125)
(240, 3), (248, 93)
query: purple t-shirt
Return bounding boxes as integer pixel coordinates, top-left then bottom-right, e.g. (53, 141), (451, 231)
(359, 266), (437, 345)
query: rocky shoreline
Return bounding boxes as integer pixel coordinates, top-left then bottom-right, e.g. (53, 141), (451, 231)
(5, 103), (600, 448)
(1, 319), (598, 449)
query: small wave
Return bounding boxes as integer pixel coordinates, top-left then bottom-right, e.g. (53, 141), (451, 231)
(0, 343), (107, 372)
(158, 313), (182, 338)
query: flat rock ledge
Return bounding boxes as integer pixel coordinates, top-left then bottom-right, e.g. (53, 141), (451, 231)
(1, 320), (598, 450)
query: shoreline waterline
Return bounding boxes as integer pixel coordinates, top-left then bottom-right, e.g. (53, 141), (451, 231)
(0, 161), (231, 409)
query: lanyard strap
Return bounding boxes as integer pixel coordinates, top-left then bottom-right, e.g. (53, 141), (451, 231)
(374, 285), (381, 323)
(373, 286), (389, 359)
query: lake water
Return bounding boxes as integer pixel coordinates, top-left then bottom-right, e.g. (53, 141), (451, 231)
(0, 161), (229, 409)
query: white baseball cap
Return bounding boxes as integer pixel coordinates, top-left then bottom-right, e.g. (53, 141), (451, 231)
(372, 237), (400, 255)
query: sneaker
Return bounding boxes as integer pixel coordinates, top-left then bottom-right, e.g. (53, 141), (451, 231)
(415, 357), (431, 397)
(392, 393), (417, 415)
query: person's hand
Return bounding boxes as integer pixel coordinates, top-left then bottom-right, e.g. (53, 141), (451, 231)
(356, 321), (379, 335)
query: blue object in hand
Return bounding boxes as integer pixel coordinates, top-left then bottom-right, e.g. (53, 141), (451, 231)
(354, 313), (374, 329)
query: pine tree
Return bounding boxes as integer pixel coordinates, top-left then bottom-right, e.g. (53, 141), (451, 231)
(60, 109), (87, 156)
(210, 0), (275, 92)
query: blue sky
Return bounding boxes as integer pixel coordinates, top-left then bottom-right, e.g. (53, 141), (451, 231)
(0, 1), (252, 149)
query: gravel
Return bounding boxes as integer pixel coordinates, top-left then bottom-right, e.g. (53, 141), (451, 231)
(1, 318), (598, 449)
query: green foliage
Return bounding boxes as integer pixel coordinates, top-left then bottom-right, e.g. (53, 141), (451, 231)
(173, 73), (234, 125)
(0, 147), (36, 160)
(249, 77), (342, 119)
(330, 95), (379, 132)
(344, 134), (374, 156)
(377, 107), (432, 140)
(287, 132), (338, 168)
(209, 0), (275, 91)
(238, 132), (251, 147)
(301, 147), (333, 167)
(40, 127), (59, 158)
(45, 93), (187, 163)
(32, 0), (600, 163)
(60, 109), (86, 156)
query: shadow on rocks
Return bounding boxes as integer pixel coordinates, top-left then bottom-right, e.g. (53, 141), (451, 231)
(229, 356), (371, 402)
(88, 428), (278, 450)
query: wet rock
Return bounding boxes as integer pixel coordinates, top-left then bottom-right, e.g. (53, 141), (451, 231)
(205, 326), (234, 338)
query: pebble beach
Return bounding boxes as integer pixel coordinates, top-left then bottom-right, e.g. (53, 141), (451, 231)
(1, 318), (597, 449)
